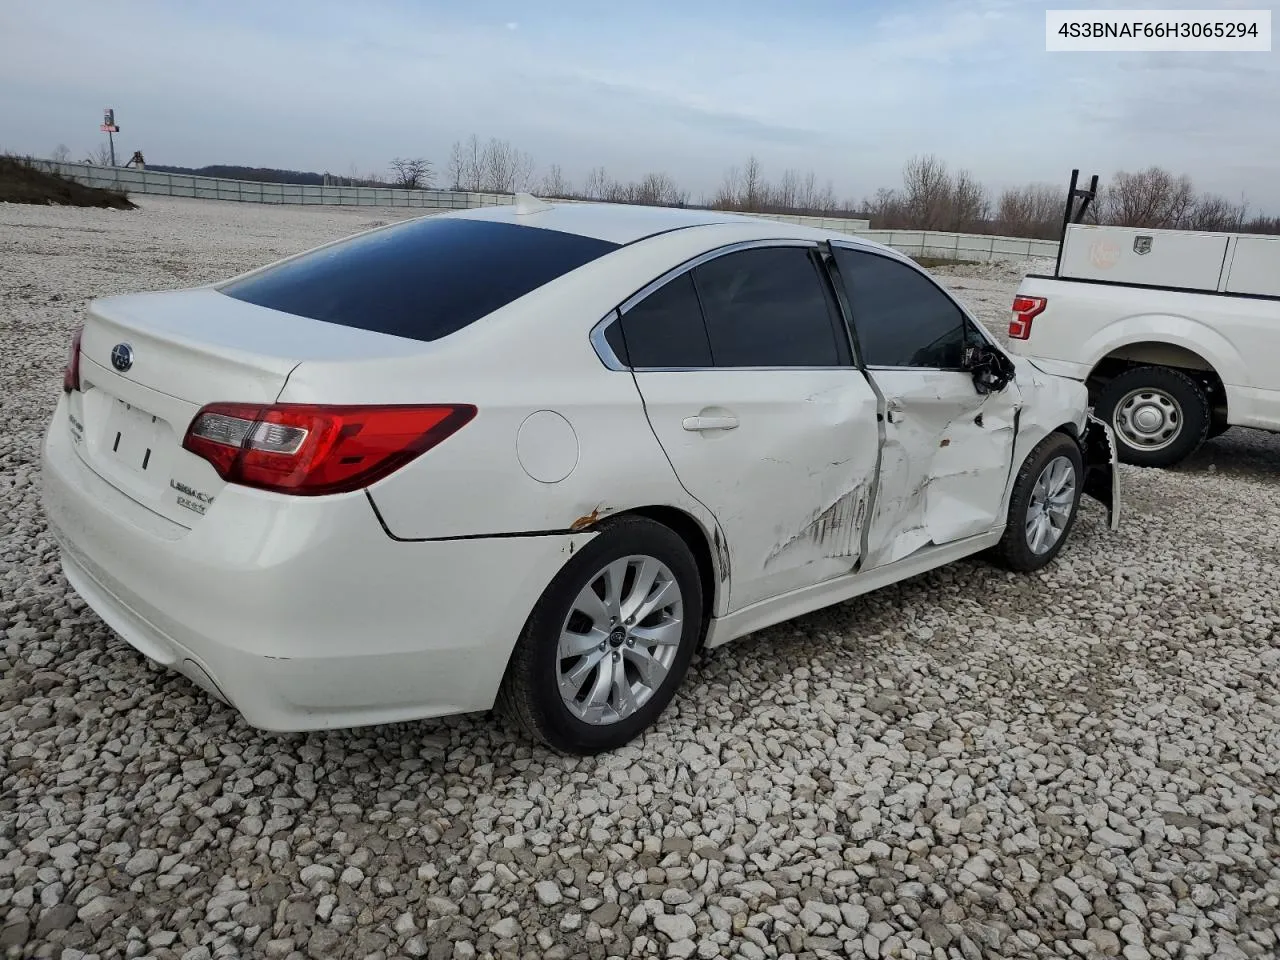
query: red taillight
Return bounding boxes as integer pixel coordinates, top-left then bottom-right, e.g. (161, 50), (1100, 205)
(182, 402), (476, 496)
(1009, 296), (1046, 340)
(63, 324), (84, 393)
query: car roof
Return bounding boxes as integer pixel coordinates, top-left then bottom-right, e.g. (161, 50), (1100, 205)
(440, 197), (839, 246)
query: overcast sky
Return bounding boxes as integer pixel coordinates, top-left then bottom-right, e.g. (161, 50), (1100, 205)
(1, 0), (1275, 209)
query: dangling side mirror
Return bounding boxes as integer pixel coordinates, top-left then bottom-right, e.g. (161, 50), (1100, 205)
(964, 343), (1015, 395)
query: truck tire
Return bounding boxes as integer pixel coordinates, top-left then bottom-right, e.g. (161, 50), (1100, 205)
(1095, 365), (1210, 467)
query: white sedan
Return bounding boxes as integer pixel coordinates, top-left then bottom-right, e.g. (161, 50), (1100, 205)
(40, 197), (1119, 754)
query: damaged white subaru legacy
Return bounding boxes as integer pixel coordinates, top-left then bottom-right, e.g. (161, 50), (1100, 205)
(41, 198), (1119, 754)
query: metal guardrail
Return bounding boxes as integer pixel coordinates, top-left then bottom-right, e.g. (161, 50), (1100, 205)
(30, 159), (1057, 262)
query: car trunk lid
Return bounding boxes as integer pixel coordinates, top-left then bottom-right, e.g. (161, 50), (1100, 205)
(66, 287), (426, 528)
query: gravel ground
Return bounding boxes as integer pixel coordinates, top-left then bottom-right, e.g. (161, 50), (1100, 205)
(2, 197), (1278, 960)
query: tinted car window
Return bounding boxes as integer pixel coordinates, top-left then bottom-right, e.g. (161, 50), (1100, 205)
(692, 247), (843, 368)
(220, 217), (620, 343)
(833, 247), (966, 368)
(614, 273), (712, 368)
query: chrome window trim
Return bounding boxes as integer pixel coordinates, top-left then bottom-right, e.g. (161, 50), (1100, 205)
(588, 238), (832, 373)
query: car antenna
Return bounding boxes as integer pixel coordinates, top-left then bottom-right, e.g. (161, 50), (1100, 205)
(512, 192), (554, 216)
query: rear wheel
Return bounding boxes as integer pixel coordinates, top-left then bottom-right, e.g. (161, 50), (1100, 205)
(1094, 365), (1209, 467)
(497, 515), (704, 754)
(991, 432), (1084, 572)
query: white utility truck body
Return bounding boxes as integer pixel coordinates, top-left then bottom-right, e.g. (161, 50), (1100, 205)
(1006, 171), (1280, 467)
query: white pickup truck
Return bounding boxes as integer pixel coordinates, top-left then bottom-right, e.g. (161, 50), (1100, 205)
(1005, 172), (1280, 467)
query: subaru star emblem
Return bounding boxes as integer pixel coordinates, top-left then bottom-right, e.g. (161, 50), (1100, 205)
(110, 342), (134, 372)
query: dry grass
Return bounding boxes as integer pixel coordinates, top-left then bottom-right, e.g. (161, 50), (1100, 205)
(0, 156), (136, 210)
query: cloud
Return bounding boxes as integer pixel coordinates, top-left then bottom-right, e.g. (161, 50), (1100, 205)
(0, 0), (1275, 210)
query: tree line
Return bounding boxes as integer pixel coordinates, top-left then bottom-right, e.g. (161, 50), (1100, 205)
(426, 137), (1280, 238)
(62, 133), (1279, 237)
(862, 155), (1279, 238)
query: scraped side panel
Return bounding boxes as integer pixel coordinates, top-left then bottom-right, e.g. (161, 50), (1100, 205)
(862, 369), (1020, 569)
(923, 399), (1017, 544)
(633, 369), (881, 612)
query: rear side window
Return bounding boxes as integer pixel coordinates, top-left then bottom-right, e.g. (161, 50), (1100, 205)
(615, 273), (713, 368)
(220, 217), (620, 343)
(692, 247), (844, 368)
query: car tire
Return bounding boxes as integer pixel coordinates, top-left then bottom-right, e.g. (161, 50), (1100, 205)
(991, 432), (1084, 573)
(1095, 365), (1210, 467)
(496, 515), (704, 755)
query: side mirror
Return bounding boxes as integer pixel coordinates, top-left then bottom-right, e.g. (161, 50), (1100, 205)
(964, 343), (1015, 395)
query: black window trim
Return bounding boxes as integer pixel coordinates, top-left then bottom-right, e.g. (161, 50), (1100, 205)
(826, 240), (1006, 374)
(589, 239), (858, 373)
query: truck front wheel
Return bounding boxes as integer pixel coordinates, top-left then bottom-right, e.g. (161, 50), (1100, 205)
(1095, 365), (1210, 467)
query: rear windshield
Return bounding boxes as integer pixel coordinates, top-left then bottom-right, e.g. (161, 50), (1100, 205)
(219, 216), (620, 343)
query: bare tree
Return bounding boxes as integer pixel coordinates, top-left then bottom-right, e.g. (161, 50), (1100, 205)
(512, 149), (536, 192)
(901, 154), (953, 229)
(774, 169), (801, 211)
(740, 155), (763, 211)
(813, 179), (839, 213)
(84, 142), (113, 166)
(861, 187), (905, 227)
(798, 171), (819, 212)
(994, 183), (1064, 239)
(582, 166), (613, 200)
(626, 172), (688, 207)
(474, 138), (534, 193)
(445, 142), (465, 190)
(540, 164), (571, 198)
(712, 166), (741, 209)
(1185, 193), (1247, 232)
(1099, 166), (1196, 228)
(947, 169), (990, 232)
(389, 157), (433, 189)
(449, 135), (485, 192)
(50, 144), (71, 163)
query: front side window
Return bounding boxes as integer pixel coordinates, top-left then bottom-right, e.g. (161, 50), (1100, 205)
(692, 247), (844, 368)
(832, 247), (967, 368)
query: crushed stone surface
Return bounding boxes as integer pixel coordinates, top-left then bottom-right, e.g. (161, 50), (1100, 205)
(2, 197), (1278, 960)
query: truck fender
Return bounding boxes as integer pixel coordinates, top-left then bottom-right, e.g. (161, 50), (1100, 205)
(1082, 313), (1251, 390)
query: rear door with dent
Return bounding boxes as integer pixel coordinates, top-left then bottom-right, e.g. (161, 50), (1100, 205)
(829, 245), (1023, 569)
(605, 242), (883, 613)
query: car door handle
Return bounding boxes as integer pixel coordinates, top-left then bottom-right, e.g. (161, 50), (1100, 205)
(682, 415), (739, 432)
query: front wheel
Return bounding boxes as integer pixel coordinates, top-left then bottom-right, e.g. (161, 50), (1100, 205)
(497, 515), (704, 754)
(990, 432), (1084, 572)
(1094, 365), (1210, 467)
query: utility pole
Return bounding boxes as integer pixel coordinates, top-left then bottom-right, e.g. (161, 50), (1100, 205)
(100, 107), (119, 166)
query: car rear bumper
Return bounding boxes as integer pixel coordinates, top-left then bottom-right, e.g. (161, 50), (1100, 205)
(41, 394), (583, 732)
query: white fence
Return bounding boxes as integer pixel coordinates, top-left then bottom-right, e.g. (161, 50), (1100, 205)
(32, 159), (1057, 263)
(32, 160), (508, 209)
(857, 229), (1059, 263)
